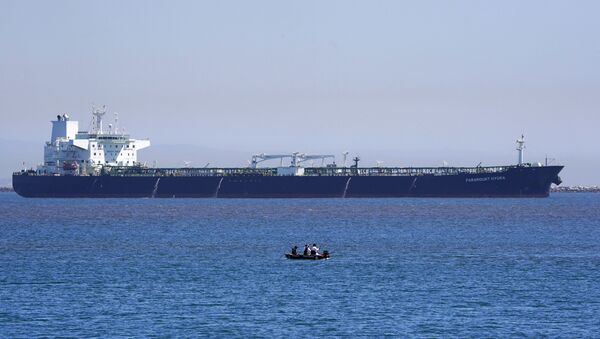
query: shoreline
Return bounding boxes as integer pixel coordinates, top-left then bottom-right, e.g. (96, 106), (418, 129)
(552, 186), (600, 193)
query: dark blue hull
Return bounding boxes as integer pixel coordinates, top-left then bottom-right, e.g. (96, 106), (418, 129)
(13, 166), (563, 198)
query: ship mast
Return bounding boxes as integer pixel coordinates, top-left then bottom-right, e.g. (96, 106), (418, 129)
(92, 105), (107, 134)
(516, 135), (525, 165)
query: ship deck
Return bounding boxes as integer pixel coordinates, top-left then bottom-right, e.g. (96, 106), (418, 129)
(15, 164), (553, 177)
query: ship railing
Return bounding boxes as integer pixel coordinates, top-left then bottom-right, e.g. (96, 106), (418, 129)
(303, 165), (518, 176)
(101, 165), (519, 177)
(13, 164), (540, 177)
(103, 167), (278, 177)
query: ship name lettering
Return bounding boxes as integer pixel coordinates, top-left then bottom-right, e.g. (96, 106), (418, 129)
(466, 176), (506, 183)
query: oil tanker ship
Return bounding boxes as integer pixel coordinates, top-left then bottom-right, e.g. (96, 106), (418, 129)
(13, 107), (563, 198)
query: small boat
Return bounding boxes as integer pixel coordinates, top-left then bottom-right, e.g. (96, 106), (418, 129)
(285, 251), (330, 260)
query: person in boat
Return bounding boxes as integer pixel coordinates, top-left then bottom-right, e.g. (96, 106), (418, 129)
(291, 245), (298, 255)
(303, 244), (309, 256)
(311, 243), (319, 256)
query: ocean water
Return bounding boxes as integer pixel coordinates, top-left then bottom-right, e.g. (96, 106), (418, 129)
(1, 193), (599, 337)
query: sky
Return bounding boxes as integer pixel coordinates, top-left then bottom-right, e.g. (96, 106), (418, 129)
(0, 0), (599, 185)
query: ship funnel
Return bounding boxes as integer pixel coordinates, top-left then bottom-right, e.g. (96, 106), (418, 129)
(51, 114), (78, 141)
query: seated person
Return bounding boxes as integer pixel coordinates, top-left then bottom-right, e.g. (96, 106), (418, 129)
(311, 243), (319, 255)
(291, 246), (298, 255)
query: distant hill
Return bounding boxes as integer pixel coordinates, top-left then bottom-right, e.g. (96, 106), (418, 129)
(140, 144), (250, 168)
(0, 138), (40, 187)
(1, 138), (595, 187)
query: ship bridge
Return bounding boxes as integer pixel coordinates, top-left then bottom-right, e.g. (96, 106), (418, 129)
(39, 106), (150, 175)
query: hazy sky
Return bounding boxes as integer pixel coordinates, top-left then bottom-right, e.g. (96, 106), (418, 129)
(0, 0), (598, 184)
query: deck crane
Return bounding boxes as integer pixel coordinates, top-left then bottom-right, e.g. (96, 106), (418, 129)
(342, 151), (349, 167)
(297, 154), (336, 167)
(250, 153), (336, 168)
(250, 153), (300, 168)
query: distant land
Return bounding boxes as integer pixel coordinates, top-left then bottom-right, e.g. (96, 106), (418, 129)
(551, 186), (600, 193)
(0, 187), (14, 192)
(1, 138), (597, 187)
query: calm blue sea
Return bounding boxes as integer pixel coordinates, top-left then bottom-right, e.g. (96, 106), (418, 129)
(1, 193), (599, 337)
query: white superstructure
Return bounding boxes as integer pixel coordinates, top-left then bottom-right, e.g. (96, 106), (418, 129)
(38, 106), (150, 175)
